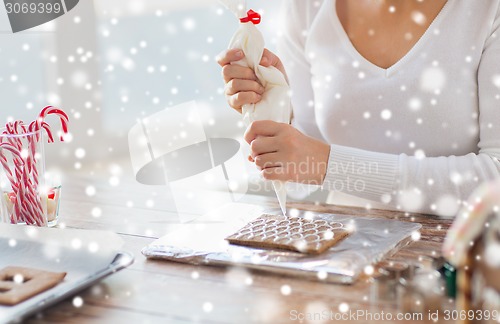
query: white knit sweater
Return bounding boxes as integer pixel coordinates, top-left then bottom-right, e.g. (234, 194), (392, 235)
(278, 0), (500, 216)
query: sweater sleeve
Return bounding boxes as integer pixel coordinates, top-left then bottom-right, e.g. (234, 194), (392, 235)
(277, 1), (325, 141)
(323, 4), (500, 216)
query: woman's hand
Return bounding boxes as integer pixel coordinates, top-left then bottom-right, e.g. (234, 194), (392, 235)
(244, 120), (330, 184)
(217, 48), (288, 113)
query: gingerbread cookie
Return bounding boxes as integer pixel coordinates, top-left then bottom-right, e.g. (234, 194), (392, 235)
(226, 214), (351, 254)
(0, 266), (66, 306)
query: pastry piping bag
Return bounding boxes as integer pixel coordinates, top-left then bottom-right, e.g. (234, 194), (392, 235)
(219, 1), (292, 216)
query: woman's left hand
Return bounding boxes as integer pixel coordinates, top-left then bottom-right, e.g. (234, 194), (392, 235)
(244, 120), (330, 184)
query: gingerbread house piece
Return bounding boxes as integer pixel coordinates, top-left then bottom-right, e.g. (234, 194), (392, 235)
(443, 180), (500, 324)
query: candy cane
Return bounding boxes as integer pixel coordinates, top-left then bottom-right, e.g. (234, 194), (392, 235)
(27, 121), (53, 188)
(1, 106), (69, 227)
(3, 124), (25, 182)
(19, 164), (44, 225)
(28, 119), (54, 143)
(0, 141), (43, 225)
(20, 166), (44, 226)
(0, 148), (18, 189)
(26, 110), (60, 191)
(0, 143), (32, 224)
(0, 149), (21, 221)
(18, 132), (46, 226)
(39, 106), (69, 141)
(0, 150), (19, 224)
(20, 163), (42, 225)
(0, 143), (25, 224)
(20, 127), (44, 224)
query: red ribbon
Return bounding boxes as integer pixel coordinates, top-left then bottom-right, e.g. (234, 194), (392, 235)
(240, 9), (261, 24)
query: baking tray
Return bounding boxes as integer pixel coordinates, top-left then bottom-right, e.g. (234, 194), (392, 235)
(0, 224), (134, 324)
(143, 203), (421, 284)
(1, 251), (134, 324)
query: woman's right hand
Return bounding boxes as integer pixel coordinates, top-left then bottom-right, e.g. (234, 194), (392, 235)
(217, 48), (287, 114)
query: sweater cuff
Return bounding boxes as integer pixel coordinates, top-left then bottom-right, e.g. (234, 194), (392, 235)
(322, 144), (399, 203)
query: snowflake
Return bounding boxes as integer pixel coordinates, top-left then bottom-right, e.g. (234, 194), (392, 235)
(435, 195), (459, 216)
(381, 193), (392, 204)
(85, 186), (96, 196)
(88, 242), (99, 253)
(121, 58), (135, 71)
(317, 271), (328, 280)
(493, 75), (500, 89)
(43, 242), (61, 259)
(280, 285), (292, 296)
(13, 274), (24, 284)
(414, 149), (426, 159)
(109, 176), (120, 186)
(71, 70), (88, 87)
(91, 207), (102, 218)
(202, 302), (213, 313)
(363, 265), (374, 275)
(411, 11), (427, 25)
(72, 238), (82, 250)
(338, 302), (350, 313)
(485, 243), (500, 267)
(399, 188), (424, 211)
(72, 296), (84, 308)
(408, 98), (422, 111)
(420, 67), (446, 92)
(245, 277), (253, 286)
(380, 109), (392, 120)
(183, 18), (196, 31)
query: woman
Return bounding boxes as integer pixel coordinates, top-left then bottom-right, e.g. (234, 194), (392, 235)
(217, 0), (500, 216)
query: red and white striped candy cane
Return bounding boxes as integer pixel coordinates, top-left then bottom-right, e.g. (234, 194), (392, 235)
(28, 119), (54, 142)
(20, 165), (44, 225)
(27, 121), (53, 188)
(0, 143), (25, 224)
(1, 107), (69, 226)
(0, 142), (37, 225)
(0, 149), (19, 223)
(3, 124), (25, 181)
(38, 106), (69, 141)
(0, 139), (44, 225)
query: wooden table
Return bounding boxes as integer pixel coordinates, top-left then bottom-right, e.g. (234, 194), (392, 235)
(25, 172), (455, 323)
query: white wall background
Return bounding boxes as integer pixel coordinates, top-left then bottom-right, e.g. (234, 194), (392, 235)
(0, 0), (283, 174)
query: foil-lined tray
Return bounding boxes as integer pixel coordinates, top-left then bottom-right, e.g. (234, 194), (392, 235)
(0, 224), (134, 323)
(142, 203), (421, 284)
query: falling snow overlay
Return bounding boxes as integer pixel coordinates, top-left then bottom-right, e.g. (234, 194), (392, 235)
(1, 0), (500, 322)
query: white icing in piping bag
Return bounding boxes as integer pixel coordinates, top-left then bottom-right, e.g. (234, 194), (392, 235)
(220, 1), (292, 216)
